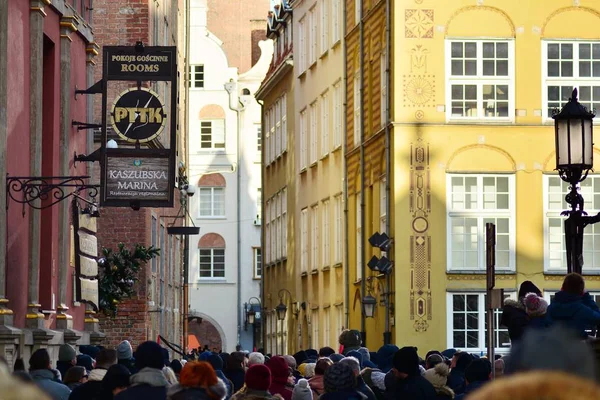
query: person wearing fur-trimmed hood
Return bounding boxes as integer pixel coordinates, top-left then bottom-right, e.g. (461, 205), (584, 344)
(500, 281), (542, 342)
(423, 363), (454, 400)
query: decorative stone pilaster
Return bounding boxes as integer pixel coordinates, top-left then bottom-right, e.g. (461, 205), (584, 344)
(85, 306), (105, 345)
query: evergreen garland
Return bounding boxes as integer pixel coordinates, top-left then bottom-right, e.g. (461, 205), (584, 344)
(98, 243), (160, 316)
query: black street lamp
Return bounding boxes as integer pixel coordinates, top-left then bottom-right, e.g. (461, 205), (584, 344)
(362, 294), (377, 318)
(245, 297), (261, 326)
(553, 88), (598, 274)
(276, 288), (294, 321)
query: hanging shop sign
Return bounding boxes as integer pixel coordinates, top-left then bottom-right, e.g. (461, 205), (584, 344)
(110, 88), (167, 143)
(72, 204), (99, 311)
(100, 44), (177, 208)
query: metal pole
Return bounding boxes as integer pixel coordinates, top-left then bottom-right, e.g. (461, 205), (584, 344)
(485, 223), (496, 375)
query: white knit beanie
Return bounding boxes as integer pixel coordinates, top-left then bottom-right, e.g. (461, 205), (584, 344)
(423, 363), (450, 388)
(292, 378), (313, 400)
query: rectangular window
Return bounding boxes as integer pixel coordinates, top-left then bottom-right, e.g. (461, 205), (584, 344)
(310, 101), (317, 164)
(312, 310), (320, 349)
(282, 93), (287, 152)
(544, 175), (600, 272)
(447, 174), (515, 271)
(275, 99), (281, 157)
(300, 110), (307, 170)
(151, 216), (157, 272)
(323, 308), (331, 347)
(254, 248), (262, 279)
(356, 195), (362, 280)
(256, 124), (262, 153)
(332, 0), (341, 44)
(334, 195), (343, 264)
(298, 17), (306, 73)
(321, 0), (329, 54)
(256, 188), (262, 219)
(543, 41), (600, 120)
(265, 200), (271, 264)
(282, 188), (288, 257)
(271, 194), (276, 262)
(380, 51), (387, 127)
(322, 200), (330, 267)
(335, 305), (344, 334)
(301, 208), (308, 273)
(276, 193), (282, 260)
(354, 74), (361, 147)
(380, 179), (387, 234)
(309, 6), (317, 65)
(270, 105), (276, 161)
(446, 40), (514, 121)
(321, 91), (330, 157)
(199, 248), (225, 278)
(200, 120), (225, 149)
(199, 187), (225, 218)
(355, 0), (360, 25)
(189, 65), (204, 88)
(447, 292), (514, 352)
(311, 205), (319, 270)
(333, 82), (342, 148)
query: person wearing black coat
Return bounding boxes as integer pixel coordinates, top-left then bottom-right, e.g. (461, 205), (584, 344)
(500, 281), (542, 343)
(383, 347), (436, 400)
(446, 352), (472, 396)
(115, 341), (169, 400)
(69, 349), (119, 400)
(224, 351), (246, 393)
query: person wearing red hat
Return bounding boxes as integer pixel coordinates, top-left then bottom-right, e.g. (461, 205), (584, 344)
(265, 356), (293, 400)
(231, 364), (284, 399)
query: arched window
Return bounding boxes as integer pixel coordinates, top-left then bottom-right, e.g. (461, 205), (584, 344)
(198, 233), (226, 278)
(198, 174), (226, 218)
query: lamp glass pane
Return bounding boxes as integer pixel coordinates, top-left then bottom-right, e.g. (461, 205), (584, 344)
(584, 119), (594, 166)
(248, 313), (255, 324)
(569, 119), (584, 164)
(556, 119), (570, 168)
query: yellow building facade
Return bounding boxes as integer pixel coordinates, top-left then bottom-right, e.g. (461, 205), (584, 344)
(388, 0), (600, 354)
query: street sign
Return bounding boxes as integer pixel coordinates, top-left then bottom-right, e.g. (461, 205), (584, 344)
(110, 88), (167, 143)
(103, 46), (176, 81)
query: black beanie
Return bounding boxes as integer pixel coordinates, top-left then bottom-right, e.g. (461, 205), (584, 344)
(102, 364), (131, 391)
(518, 281), (542, 298)
(393, 347), (420, 376)
(134, 341), (165, 370)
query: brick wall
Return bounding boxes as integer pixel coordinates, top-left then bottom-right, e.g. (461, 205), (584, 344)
(188, 319), (223, 352)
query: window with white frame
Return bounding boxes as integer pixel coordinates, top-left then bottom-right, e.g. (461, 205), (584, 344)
(380, 179), (387, 234)
(301, 208), (308, 273)
(446, 40), (514, 120)
(282, 188), (288, 257)
(332, 0), (341, 45)
(447, 174), (515, 271)
(282, 93), (288, 152)
(545, 175), (600, 272)
(354, 0), (360, 25)
(380, 50), (387, 127)
(447, 292), (514, 352)
(300, 109), (307, 170)
(322, 200), (330, 267)
(334, 195), (343, 264)
(309, 6), (317, 65)
(312, 309), (320, 349)
(321, 91), (330, 157)
(543, 41), (600, 120)
(321, 0), (329, 54)
(354, 73), (361, 147)
(265, 200), (271, 264)
(310, 101), (317, 165)
(270, 195), (276, 262)
(275, 98), (281, 157)
(189, 65), (204, 88)
(200, 120), (225, 149)
(270, 104), (276, 161)
(199, 187), (225, 218)
(199, 248), (225, 278)
(265, 111), (271, 164)
(333, 82), (342, 148)
(254, 248), (262, 279)
(311, 205), (319, 270)
(256, 124), (262, 153)
(298, 17), (306, 73)
(256, 188), (262, 219)
(323, 307), (331, 347)
(276, 192), (282, 260)
(356, 194), (362, 280)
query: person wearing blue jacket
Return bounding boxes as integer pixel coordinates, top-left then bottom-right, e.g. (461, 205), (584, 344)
(547, 273), (600, 338)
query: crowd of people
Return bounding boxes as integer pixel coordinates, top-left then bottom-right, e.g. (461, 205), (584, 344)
(3, 273), (600, 399)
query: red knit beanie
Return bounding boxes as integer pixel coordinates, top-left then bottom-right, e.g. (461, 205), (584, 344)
(245, 364), (272, 391)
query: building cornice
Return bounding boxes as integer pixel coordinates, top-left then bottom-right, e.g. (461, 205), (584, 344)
(255, 56), (293, 101)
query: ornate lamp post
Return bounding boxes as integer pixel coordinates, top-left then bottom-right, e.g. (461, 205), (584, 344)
(362, 294), (377, 318)
(553, 88), (598, 274)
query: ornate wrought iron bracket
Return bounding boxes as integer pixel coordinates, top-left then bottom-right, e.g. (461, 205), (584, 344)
(6, 175), (99, 217)
(72, 120), (102, 131)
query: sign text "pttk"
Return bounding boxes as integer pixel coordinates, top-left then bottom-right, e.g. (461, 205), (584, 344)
(114, 107), (164, 123)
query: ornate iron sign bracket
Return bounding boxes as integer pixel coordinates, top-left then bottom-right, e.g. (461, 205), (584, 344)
(6, 175), (99, 217)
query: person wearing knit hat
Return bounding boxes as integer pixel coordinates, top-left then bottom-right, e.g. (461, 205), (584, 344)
(167, 361), (227, 400)
(338, 330), (362, 355)
(283, 355), (302, 384)
(425, 354), (444, 370)
(293, 351), (308, 367)
(375, 345), (398, 373)
(320, 362), (365, 399)
(208, 354), (233, 398)
(423, 363), (454, 399)
(102, 364), (131, 397)
(356, 348), (376, 369)
(383, 347), (436, 400)
(117, 340), (137, 375)
(308, 358), (332, 399)
(339, 357), (376, 400)
(500, 281), (542, 343)
(319, 347), (335, 358)
(115, 341), (169, 400)
(524, 292), (551, 330)
(231, 364), (284, 400)
(266, 356), (293, 400)
(56, 343), (77, 379)
(329, 354), (343, 364)
(292, 379), (312, 400)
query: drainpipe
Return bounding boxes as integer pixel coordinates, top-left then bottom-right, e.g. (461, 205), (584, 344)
(342, 0), (350, 332)
(257, 98), (265, 351)
(225, 81), (246, 349)
(183, 0), (191, 354)
(383, 0), (392, 346)
(358, 0), (366, 345)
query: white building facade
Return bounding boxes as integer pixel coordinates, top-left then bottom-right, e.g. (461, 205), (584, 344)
(187, 0), (272, 352)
